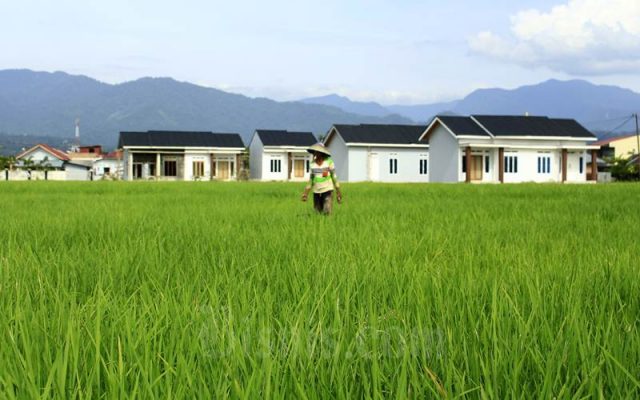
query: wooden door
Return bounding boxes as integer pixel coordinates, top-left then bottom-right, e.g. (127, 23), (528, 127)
(218, 161), (229, 180)
(294, 160), (305, 178)
(471, 156), (483, 181)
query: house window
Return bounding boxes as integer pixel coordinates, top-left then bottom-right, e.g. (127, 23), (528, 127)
(193, 161), (204, 177)
(306, 160), (310, 173)
(579, 157), (584, 174)
(462, 155), (467, 173)
(537, 156), (551, 174)
(164, 160), (177, 177)
(485, 156), (490, 173)
(419, 159), (428, 175)
(389, 158), (398, 174)
(270, 159), (281, 173)
(504, 155), (518, 174)
(104, 167), (110, 174)
(230, 161), (235, 177)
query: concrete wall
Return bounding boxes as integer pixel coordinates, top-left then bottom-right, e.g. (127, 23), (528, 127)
(261, 151), (287, 181)
(326, 132), (349, 181)
(184, 153), (211, 180)
(428, 125), (460, 183)
(348, 147), (429, 183)
(499, 149), (587, 183)
(65, 164), (90, 181)
(347, 147), (367, 182)
(1, 170), (66, 181)
(454, 148), (588, 183)
(249, 134), (263, 180)
(93, 159), (123, 179)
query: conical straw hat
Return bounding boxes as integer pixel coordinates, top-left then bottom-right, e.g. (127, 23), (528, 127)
(307, 143), (331, 156)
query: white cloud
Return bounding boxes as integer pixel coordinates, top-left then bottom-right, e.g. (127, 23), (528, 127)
(469, 0), (640, 75)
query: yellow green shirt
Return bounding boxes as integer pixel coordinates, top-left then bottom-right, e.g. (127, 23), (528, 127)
(306, 158), (340, 194)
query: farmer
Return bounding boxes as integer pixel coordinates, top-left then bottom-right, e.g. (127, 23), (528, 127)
(301, 143), (342, 214)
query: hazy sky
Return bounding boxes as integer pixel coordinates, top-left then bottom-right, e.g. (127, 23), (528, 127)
(1, 0), (639, 104)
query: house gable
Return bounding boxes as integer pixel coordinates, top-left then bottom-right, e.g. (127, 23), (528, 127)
(17, 144), (70, 162)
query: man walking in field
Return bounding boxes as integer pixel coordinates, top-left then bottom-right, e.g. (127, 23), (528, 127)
(301, 143), (342, 215)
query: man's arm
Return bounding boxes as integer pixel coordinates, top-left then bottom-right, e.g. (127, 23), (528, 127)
(301, 174), (313, 202)
(330, 163), (342, 203)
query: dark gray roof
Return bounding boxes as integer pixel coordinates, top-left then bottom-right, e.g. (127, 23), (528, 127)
(434, 115), (595, 138)
(472, 115), (595, 138)
(255, 130), (317, 146)
(332, 124), (427, 145)
(436, 116), (489, 136)
(118, 131), (245, 148)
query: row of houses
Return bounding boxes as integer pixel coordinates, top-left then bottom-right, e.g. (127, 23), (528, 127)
(6, 114), (604, 183)
(4, 143), (121, 181)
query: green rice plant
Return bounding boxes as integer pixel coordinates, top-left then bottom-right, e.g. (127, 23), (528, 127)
(0, 182), (638, 399)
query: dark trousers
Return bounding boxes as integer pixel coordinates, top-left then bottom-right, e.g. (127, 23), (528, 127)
(313, 191), (333, 215)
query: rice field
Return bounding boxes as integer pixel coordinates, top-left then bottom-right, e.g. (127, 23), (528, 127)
(0, 182), (639, 399)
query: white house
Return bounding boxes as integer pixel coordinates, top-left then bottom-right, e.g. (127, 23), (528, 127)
(14, 143), (90, 180)
(249, 130), (316, 181)
(420, 115), (600, 183)
(119, 130), (246, 181)
(323, 124), (429, 182)
(93, 151), (123, 180)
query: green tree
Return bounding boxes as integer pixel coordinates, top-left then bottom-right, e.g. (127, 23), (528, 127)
(608, 155), (639, 181)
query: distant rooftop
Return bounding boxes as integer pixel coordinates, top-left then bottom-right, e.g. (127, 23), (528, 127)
(432, 115), (595, 138)
(254, 130), (317, 147)
(118, 130), (245, 148)
(331, 124), (427, 145)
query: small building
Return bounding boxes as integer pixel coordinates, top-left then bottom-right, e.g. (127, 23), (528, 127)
(118, 130), (246, 181)
(93, 150), (123, 180)
(593, 134), (639, 159)
(72, 145), (103, 156)
(14, 143), (90, 180)
(249, 130), (316, 181)
(323, 124), (429, 182)
(420, 115), (599, 183)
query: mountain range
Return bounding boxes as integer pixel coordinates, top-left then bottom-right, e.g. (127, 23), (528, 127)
(301, 80), (640, 133)
(0, 69), (411, 152)
(1, 69), (639, 155)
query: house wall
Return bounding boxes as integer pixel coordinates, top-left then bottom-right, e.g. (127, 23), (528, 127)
(566, 151), (587, 182)
(611, 136), (640, 158)
(261, 150), (288, 181)
(93, 159), (123, 179)
(184, 153), (212, 180)
(65, 164), (90, 181)
(326, 133), (349, 182)
(429, 125), (460, 183)
(347, 147), (367, 181)
(455, 147), (588, 183)
(348, 147), (429, 182)
(249, 135), (263, 179)
(19, 148), (65, 168)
